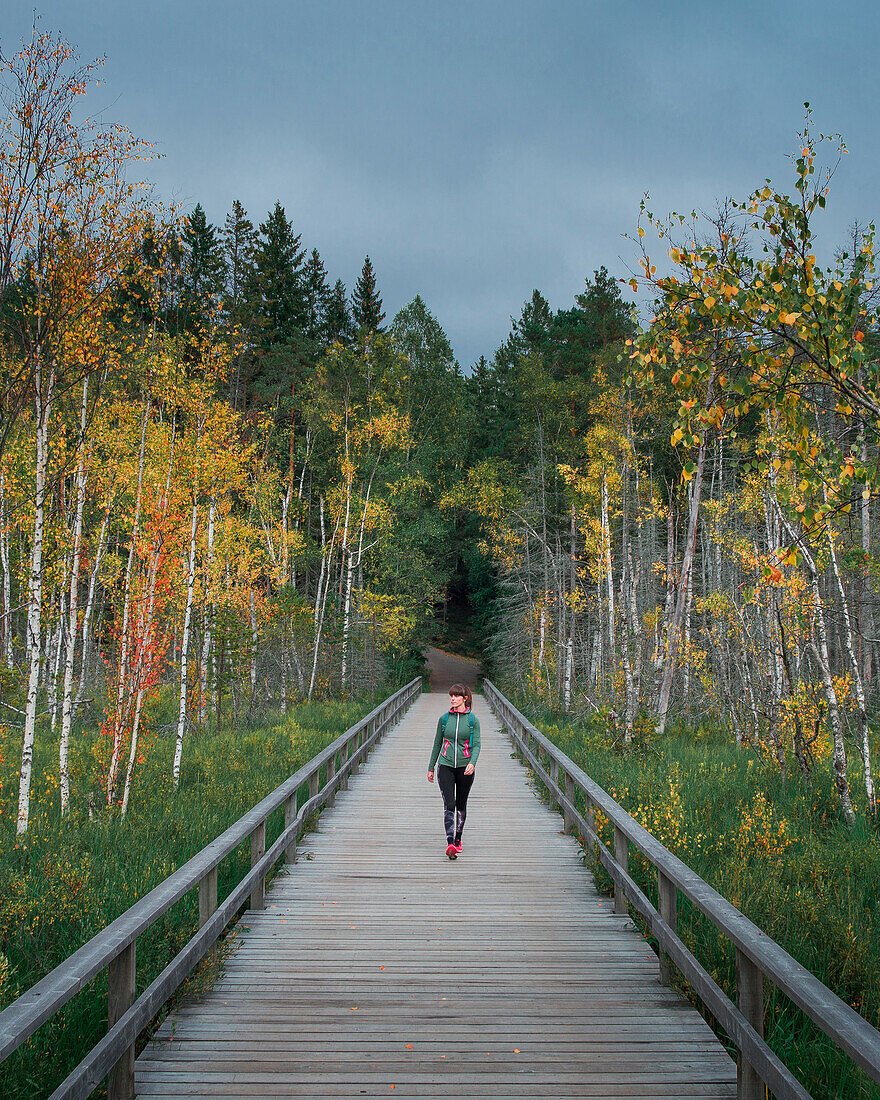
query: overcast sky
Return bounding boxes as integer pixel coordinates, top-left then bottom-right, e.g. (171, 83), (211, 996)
(4, 2), (878, 368)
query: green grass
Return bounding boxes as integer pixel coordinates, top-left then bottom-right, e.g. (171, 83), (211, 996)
(0, 693), (379, 1099)
(506, 694), (880, 1100)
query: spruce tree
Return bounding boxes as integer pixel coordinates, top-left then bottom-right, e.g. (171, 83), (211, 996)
(303, 248), (330, 342)
(324, 278), (354, 346)
(352, 255), (385, 332)
(250, 202), (307, 347)
(223, 200), (258, 321)
(180, 203), (227, 332)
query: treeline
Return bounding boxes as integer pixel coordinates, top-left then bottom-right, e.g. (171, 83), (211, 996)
(464, 128), (880, 825)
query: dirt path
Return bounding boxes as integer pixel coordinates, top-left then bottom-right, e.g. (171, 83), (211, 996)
(424, 645), (482, 691)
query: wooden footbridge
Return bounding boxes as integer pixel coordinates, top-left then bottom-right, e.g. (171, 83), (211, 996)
(3, 681), (880, 1099)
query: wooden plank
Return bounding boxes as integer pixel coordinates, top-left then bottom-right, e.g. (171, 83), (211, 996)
(136, 692), (737, 1099)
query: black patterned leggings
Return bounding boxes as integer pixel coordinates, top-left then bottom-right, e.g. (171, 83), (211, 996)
(437, 764), (475, 843)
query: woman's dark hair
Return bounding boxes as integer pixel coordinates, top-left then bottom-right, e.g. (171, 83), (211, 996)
(449, 683), (473, 710)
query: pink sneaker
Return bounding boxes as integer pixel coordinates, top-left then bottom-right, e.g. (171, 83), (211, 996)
(453, 839), (463, 854)
(445, 842), (457, 860)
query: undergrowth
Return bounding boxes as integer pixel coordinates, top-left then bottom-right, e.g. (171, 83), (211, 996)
(508, 694), (880, 1100)
(0, 694), (378, 1099)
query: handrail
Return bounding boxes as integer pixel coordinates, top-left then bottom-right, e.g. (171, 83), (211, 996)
(484, 679), (880, 1100)
(0, 677), (422, 1100)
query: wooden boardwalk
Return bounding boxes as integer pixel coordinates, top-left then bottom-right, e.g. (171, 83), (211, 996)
(137, 692), (736, 1099)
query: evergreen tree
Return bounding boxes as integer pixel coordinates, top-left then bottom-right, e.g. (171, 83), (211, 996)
(573, 265), (635, 350)
(223, 200), (259, 409)
(324, 278), (354, 346)
(303, 248), (330, 342)
(352, 255), (385, 332)
(249, 202), (307, 347)
(180, 204), (227, 332)
(223, 200), (258, 322)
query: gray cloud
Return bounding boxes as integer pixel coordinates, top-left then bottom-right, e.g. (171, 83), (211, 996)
(4, 0), (878, 367)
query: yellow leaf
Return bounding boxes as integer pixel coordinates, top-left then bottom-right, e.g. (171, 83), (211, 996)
(638, 227), (645, 238)
(704, 296), (716, 309)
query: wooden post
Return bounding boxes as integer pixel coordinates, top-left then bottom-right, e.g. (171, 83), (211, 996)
(108, 941), (136, 1100)
(549, 759), (560, 811)
(613, 825), (628, 915)
(584, 794), (596, 842)
(657, 869), (677, 984)
(326, 753), (337, 808)
(198, 866), (218, 927)
(563, 771), (576, 833)
(308, 770), (319, 803)
(340, 743), (349, 790)
(736, 948), (764, 1100)
(250, 821), (266, 911)
(283, 793), (297, 862)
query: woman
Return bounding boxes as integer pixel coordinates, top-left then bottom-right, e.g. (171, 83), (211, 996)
(427, 683), (481, 859)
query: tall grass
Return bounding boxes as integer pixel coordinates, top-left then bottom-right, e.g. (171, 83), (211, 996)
(0, 694), (378, 1099)
(511, 696), (880, 1100)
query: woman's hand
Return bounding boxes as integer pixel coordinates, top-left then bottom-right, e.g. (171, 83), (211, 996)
(427, 769), (434, 783)
(464, 763), (475, 776)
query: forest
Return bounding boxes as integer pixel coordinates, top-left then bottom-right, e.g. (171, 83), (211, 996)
(2, 23), (880, 1100)
(1, 30), (879, 837)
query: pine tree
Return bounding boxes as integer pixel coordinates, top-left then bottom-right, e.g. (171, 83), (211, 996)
(180, 204), (227, 332)
(303, 248), (330, 342)
(573, 266), (635, 349)
(325, 278), (354, 346)
(223, 200), (258, 322)
(352, 255), (385, 332)
(250, 202), (307, 346)
(223, 201), (259, 408)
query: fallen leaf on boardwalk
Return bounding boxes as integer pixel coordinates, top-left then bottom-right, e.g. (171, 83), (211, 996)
(380, 966), (386, 970)
(351, 925), (356, 929)
(513, 1049), (521, 1054)
(350, 1006), (359, 1011)
(406, 1044), (413, 1049)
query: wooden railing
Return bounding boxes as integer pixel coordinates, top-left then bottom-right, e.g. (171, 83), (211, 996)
(0, 677), (422, 1100)
(484, 679), (880, 1100)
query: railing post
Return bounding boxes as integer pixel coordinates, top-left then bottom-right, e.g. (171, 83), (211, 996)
(283, 792), (298, 862)
(549, 758), (560, 811)
(198, 866), (218, 927)
(563, 771), (576, 834)
(250, 821), (266, 911)
(736, 948), (764, 1100)
(584, 794), (596, 842)
(613, 825), (628, 915)
(326, 752), (337, 808)
(340, 742), (349, 789)
(308, 770), (319, 803)
(657, 869), (677, 984)
(108, 941), (136, 1100)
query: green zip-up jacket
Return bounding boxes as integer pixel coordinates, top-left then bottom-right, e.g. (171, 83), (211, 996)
(428, 710), (481, 770)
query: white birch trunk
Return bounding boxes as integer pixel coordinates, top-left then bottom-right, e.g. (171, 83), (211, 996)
(74, 498), (111, 712)
(198, 498), (216, 724)
(17, 361), (54, 835)
(59, 379), (89, 814)
(173, 501), (199, 788)
(0, 470), (13, 668)
(107, 408), (149, 804)
(656, 434), (707, 736)
(827, 523), (875, 813)
(776, 508), (855, 822)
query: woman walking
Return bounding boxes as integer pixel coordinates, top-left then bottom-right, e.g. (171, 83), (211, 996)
(427, 683), (481, 859)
